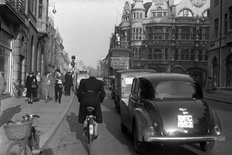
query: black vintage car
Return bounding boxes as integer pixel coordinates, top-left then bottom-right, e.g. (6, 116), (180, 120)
(120, 73), (225, 153)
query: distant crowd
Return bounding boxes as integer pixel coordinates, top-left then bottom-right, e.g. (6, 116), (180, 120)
(24, 69), (75, 104)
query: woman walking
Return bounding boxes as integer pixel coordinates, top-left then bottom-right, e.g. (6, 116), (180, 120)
(43, 72), (53, 102)
(25, 72), (38, 104)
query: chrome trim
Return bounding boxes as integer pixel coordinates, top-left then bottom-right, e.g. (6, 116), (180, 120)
(144, 135), (225, 142)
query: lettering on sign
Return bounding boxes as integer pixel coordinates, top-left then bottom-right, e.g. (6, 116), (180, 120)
(154, 0), (165, 6)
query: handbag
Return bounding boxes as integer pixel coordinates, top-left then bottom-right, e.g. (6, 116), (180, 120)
(31, 81), (37, 88)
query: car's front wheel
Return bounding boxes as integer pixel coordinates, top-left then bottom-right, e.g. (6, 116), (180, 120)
(133, 124), (147, 154)
(200, 141), (215, 152)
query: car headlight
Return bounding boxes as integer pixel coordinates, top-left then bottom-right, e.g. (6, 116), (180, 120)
(214, 125), (221, 135)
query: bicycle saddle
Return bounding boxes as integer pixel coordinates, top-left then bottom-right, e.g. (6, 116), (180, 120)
(87, 107), (95, 112)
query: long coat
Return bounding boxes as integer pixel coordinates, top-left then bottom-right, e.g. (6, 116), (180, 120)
(76, 76), (105, 124)
(25, 75), (38, 98)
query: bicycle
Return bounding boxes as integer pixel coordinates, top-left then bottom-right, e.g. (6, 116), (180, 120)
(83, 106), (97, 154)
(13, 80), (25, 98)
(4, 114), (40, 155)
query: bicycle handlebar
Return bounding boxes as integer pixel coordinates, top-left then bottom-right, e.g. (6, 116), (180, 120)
(23, 114), (40, 121)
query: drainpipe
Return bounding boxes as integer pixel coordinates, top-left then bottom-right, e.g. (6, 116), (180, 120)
(218, 0), (223, 88)
(9, 40), (13, 96)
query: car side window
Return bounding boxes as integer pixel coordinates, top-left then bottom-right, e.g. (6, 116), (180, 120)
(131, 78), (139, 96)
(140, 78), (154, 100)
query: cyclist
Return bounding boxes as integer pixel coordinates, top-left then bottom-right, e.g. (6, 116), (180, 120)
(76, 70), (105, 139)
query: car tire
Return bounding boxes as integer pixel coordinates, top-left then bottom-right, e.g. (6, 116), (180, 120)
(200, 141), (215, 152)
(133, 124), (147, 154)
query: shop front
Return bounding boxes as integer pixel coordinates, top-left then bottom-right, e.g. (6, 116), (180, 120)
(0, 30), (12, 96)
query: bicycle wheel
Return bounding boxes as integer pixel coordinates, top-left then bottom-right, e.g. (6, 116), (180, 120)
(18, 144), (32, 155)
(6, 141), (24, 155)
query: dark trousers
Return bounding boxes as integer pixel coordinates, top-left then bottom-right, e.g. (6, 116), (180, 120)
(55, 84), (63, 103)
(64, 85), (71, 96)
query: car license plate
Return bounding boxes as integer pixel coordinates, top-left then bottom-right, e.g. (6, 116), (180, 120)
(177, 115), (193, 128)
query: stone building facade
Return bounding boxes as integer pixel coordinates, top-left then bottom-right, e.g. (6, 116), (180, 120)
(0, 0), (69, 96)
(118, 0), (210, 87)
(209, 0), (232, 89)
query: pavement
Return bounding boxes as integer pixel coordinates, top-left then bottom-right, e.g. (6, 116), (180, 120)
(0, 93), (75, 155)
(204, 89), (232, 104)
(0, 88), (231, 155)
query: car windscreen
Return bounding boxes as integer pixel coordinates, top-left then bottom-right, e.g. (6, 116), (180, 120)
(155, 81), (195, 99)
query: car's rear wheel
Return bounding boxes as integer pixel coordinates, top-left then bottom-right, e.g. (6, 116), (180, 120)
(200, 141), (215, 152)
(133, 124), (147, 154)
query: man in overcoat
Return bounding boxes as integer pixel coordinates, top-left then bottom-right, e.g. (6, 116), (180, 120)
(76, 70), (105, 139)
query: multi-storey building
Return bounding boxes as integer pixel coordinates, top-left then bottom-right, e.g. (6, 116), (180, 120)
(118, 0), (210, 87)
(0, 0), (69, 96)
(209, 0), (232, 89)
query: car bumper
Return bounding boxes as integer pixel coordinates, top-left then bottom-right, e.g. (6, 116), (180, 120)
(144, 135), (225, 143)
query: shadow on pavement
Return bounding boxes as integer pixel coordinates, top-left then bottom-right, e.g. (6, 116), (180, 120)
(0, 105), (22, 127)
(66, 112), (90, 154)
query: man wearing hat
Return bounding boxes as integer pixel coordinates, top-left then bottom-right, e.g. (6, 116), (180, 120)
(76, 69), (105, 139)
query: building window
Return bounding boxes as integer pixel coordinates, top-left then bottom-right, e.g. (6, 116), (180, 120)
(214, 18), (219, 38)
(180, 50), (185, 60)
(191, 49), (195, 61)
(153, 28), (163, 40)
(198, 50), (203, 61)
(154, 49), (162, 60)
(224, 14), (228, 35)
(148, 48), (153, 60)
(174, 50), (179, 60)
(181, 28), (190, 40)
(179, 9), (193, 17)
(139, 48), (143, 59)
(157, 12), (162, 17)
(205, 51), (208, 61)
(214, 0), (219, 7)
(133, 48), (139, 60)
(38, 0), (43, 19)
(202, 9), (210, 17)
(164, 48), (168, 60)
(229, 7), (232, 29)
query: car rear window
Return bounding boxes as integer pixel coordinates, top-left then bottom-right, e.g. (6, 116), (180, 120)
(155, 81), (195, 99)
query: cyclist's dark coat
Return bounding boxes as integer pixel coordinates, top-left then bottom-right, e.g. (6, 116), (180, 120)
(76, 76), (105, 123)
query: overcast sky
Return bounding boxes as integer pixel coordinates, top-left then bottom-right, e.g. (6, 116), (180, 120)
(52, 0), (181, 68)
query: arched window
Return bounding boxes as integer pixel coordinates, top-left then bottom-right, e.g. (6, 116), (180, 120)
(202, 9), (210, 17)
(154, 49), (162, 60)
(179, 9), (193, 17)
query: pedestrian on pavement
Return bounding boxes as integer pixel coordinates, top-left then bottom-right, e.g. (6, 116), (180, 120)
(54, 69), (65, 103)
(76, 69), (106, 139)
(36, 71), (42, 101)
(43, 72), (53, 102)
(25, 72), (38, 104)
(64, 71), (73, 96)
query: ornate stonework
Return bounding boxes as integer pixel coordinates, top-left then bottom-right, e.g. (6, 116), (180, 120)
(190, 0), (206, 8)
